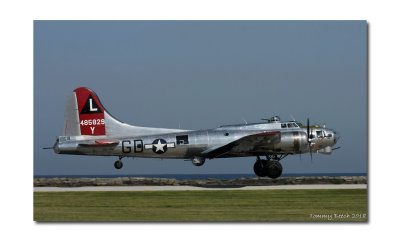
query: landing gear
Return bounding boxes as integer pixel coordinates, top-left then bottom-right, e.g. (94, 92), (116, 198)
(114, 156), (123, 169)
(192, 156), (206, 166)
(266, 161), (282, 179)
(253, 159), (268, 177)
(253, 154), (286, 179)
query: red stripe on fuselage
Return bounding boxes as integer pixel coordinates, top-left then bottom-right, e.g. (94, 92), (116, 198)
(252, 131), (280, 136)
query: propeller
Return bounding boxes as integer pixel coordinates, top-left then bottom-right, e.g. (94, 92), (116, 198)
(307, 118), (313, 161)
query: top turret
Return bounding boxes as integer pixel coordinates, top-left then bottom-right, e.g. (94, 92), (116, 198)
(263, 116), (281, 123)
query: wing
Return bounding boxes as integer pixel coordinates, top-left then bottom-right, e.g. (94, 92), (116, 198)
(78, 139), (120, 147)
(201, 131), (281, 158)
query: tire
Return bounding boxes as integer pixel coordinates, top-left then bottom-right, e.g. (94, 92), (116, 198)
(253, 160), (268, 177)
(114, 160), (123, 169)
(266, 161), (282, 179)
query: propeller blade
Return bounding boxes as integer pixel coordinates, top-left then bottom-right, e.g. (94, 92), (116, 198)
(298, 152), (303, 164)
(307, 117), (313, 161)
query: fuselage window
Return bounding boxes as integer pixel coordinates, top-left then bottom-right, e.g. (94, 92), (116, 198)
(176, 135), (189, 145)
(281, 123), (287, 128)
(316, 131), (323, 138)
(59, 136), (70, 142)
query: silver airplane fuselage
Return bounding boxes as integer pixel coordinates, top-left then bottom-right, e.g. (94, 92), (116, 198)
(51, 87), (340, 178)
(55, 121), (339, 159)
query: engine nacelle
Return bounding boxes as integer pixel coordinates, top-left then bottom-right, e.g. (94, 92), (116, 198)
(192, 156), (206, 166)
(275, 131), (308, 153)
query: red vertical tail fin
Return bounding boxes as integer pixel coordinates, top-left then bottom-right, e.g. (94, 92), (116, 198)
(63, 87), (106, 136)
(62, 87), (188, 138)
(74, 87), (106, 136)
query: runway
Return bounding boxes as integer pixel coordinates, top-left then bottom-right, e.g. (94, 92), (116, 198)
(34, 184), (367, 192)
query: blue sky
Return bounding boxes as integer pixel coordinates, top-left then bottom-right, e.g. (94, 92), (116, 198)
(34, 20), (367, 175)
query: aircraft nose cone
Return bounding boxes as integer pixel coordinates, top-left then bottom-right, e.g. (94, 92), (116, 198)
(334, 131), (340, 145)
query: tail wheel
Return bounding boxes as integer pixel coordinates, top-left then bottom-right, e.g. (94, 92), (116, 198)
(253, 160), (268, 177)
(114, 160), (123, 169)
(266, 160), (282, 179)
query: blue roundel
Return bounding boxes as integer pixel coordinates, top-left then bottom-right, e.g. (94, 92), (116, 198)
(152, 139), (167, 154)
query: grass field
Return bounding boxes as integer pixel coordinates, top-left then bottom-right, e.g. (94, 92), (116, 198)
(34, 189), (367, 221)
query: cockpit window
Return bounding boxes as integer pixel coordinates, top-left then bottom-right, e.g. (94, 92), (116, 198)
(281, 122), (300, 128)
(296, 122), (303, 127)
(316, 131), (323, 138)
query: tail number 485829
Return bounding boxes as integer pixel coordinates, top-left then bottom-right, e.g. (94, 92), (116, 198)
(80, 119), (105, 126)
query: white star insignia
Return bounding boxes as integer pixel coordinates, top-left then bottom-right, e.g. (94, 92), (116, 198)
(154, 140), (166, 152)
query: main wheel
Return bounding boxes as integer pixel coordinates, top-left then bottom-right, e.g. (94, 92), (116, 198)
(114, 160), (123, 169)
(266, 160), (282, 179)
(253, 160), (268, 177)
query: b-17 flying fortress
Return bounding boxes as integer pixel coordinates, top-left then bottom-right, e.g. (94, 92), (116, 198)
(49, 87), (340, 179)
